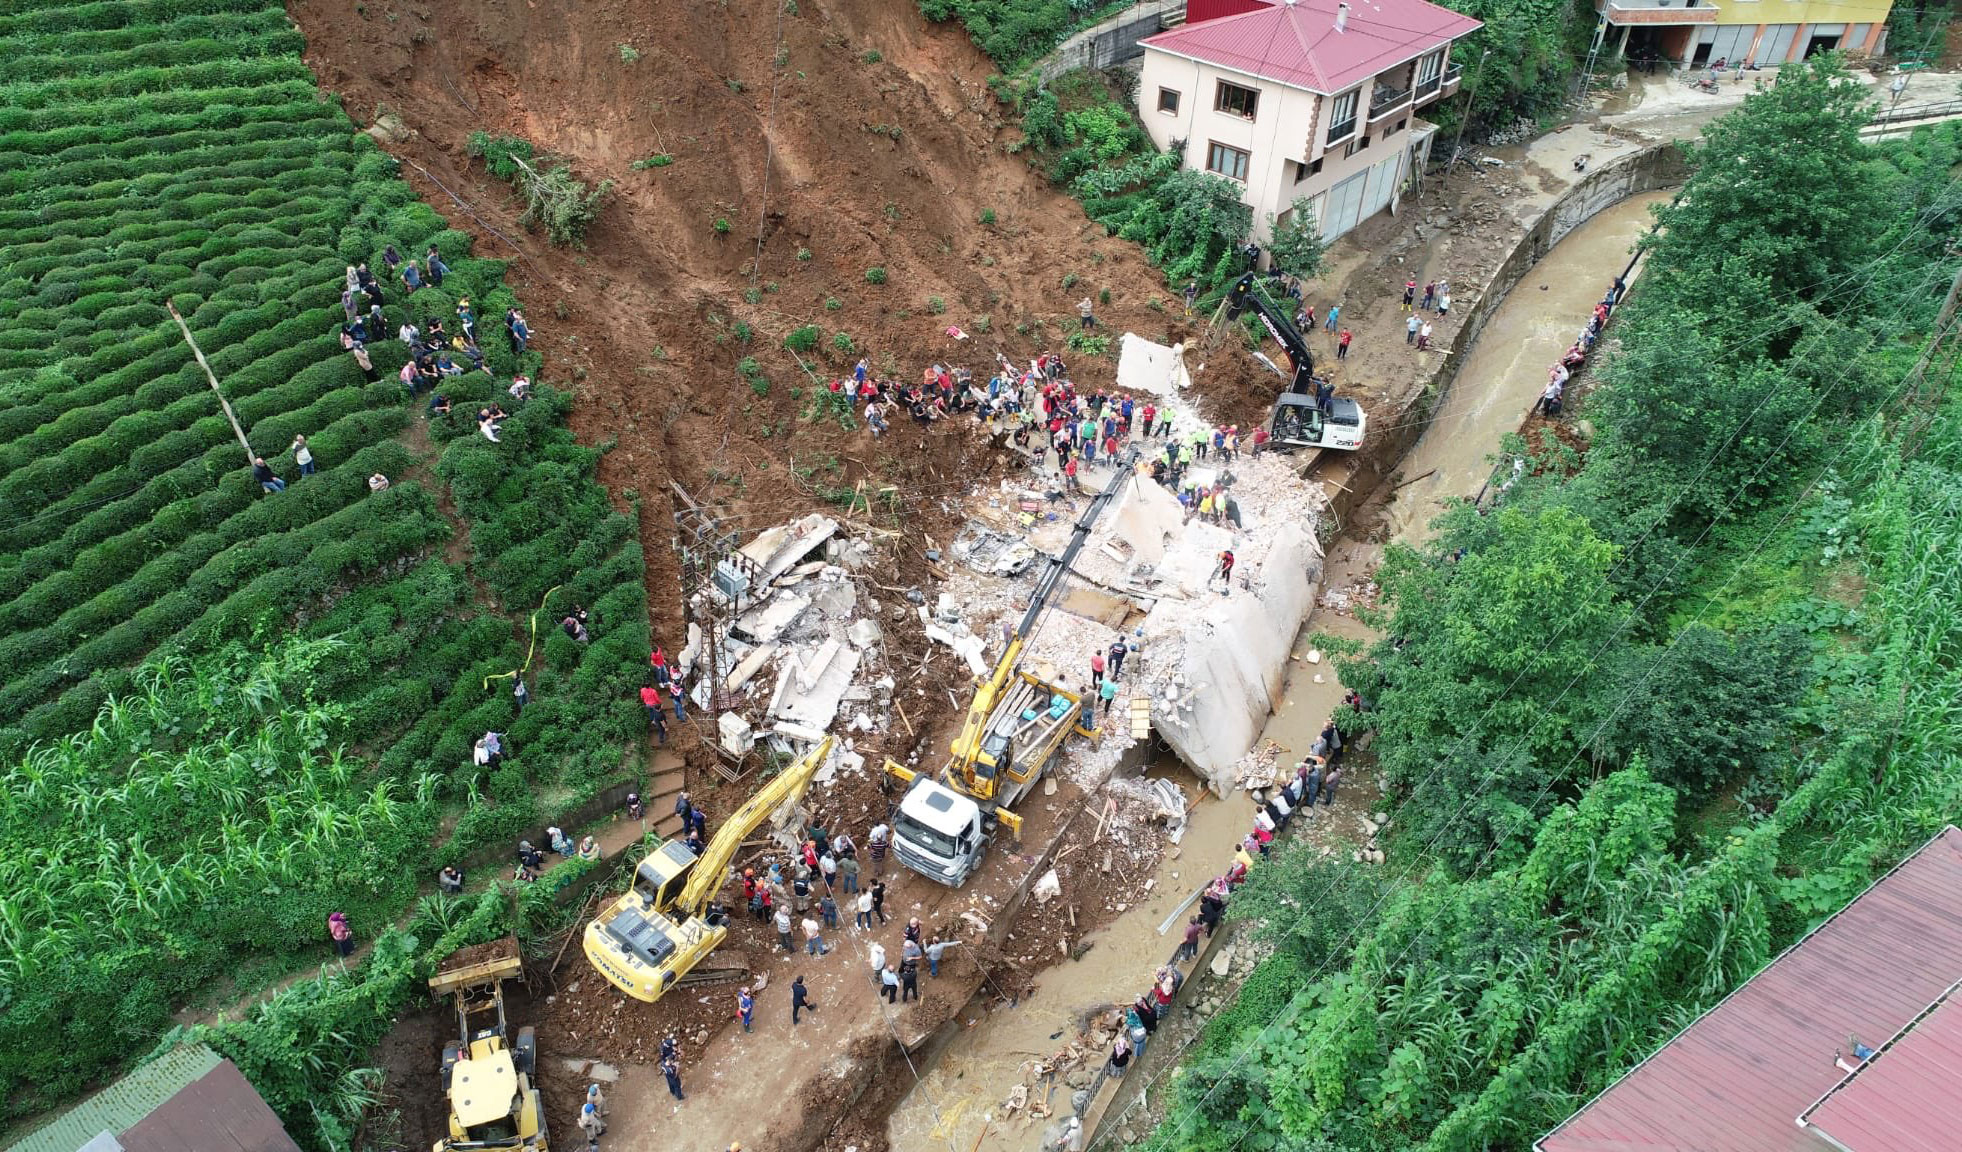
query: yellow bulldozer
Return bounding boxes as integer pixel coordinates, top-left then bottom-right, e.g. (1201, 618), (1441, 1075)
(583, 735), (834, 1002)
(429, 936), (547, 1152)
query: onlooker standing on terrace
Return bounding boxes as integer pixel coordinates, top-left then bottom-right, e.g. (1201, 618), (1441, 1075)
(290, 434), (314, 477)
(507, 307), (530, 354)
(1077, 297), (1096, 329)
(427, 245), (450, 287)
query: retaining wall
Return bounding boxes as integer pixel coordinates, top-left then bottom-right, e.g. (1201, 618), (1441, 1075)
(1034, 0), (1184, 84)
(1317, 141), (1690, 526)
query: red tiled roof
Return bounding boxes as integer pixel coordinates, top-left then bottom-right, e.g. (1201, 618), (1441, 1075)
(1800, 984), (1962, 1152)
(1537, 825), (1962, 1152)
(1140, 0), (1481, 95)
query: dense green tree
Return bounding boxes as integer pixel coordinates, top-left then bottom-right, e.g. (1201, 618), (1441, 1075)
(1642, 56), (1884, 328)
(1587, 621), (1813, 801)
(1266, 198), (1331, 281)
(1346, 504), (1626, 872)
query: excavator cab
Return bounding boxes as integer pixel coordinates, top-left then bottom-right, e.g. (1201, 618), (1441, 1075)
(1273, 396), (1327, 446)
(631, 839), (699, 912)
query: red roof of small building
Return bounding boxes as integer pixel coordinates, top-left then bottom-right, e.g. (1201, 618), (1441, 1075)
(1800, 985), (1962, 1152)
(1140, 0), (1481, 96)
(1537, 825), (1962, 1152)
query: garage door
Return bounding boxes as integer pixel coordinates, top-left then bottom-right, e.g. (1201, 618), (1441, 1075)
(1359, 151), (1405, 223)
(1708, 24), (1754, 63)
(1321, 171), (1366, 239)
(1754, 24), (1798, 65)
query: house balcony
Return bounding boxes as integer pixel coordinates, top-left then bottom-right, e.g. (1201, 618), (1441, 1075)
(1415, 63), (1463, 106)
(1368, 84), (1413, 124)
(1600, 0), (1717, 25)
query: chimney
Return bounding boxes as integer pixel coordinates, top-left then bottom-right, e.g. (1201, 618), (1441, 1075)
(1335, 2), (1349, 31)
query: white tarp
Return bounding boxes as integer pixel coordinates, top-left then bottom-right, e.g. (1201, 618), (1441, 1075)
(1146, 521), (1323, 795)
(1116, 333), (1191, 399)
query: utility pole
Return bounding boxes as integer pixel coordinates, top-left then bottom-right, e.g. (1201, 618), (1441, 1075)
(1446, 49), (1492, 177)
(1900, 254), (1962, 452)
(670, 480), (765, 778)
(166, 300), (255, 466)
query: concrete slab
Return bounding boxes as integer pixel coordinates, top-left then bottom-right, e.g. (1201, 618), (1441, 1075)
(774, 643), (862, 729)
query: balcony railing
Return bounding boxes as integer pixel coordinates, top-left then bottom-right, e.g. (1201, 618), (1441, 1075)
(1415, 63), (1463, 104)
(1324, 116), (1358, 146)
(1368, 85), (1413, 122)
(1603, 0), (1717, 23)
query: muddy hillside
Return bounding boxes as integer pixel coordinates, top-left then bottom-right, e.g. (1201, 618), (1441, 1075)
(291, 0), (1260, 639)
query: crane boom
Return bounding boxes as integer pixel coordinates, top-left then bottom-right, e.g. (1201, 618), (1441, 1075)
(948, 447), (1139, 778)
(675, 736), (832, 914)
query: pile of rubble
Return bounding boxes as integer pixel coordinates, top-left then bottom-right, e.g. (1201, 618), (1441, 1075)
(682, 513), (894, 783)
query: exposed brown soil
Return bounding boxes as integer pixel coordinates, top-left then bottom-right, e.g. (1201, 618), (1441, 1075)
(285, 0), (1545, 1145)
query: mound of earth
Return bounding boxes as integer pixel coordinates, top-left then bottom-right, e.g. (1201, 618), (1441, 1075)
(292, 0), (1272, 654)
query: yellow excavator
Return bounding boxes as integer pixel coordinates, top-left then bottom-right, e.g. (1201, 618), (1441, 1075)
(882, 451), (1135, 885)
(429, 937), (547, 1152)
(583, 735), (834, 1001)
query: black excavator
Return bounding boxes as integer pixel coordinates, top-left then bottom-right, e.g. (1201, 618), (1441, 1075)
(1224, 272), (1365, 452)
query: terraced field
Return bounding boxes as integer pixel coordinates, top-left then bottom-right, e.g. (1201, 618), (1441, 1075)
(0, 0), (650, 1117)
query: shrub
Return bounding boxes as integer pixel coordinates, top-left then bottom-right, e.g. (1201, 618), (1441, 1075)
(618, 43), (640, 63)
(864, 266), (887, 284)
(832, 331), (854, 353)
(926, 295), (946, 314)
(784, 325), (821, 352)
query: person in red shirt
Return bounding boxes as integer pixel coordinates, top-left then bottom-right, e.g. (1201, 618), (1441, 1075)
(1251, 426), (1270, 455)
(1337, 329), (1353, 360)
(1063, 455), (1081, 494)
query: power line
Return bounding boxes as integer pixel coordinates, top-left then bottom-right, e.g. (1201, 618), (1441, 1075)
(1121, 190), (1962, 1150)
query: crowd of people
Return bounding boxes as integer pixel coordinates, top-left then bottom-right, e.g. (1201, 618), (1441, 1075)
(1536, 276), (1625, 419)
(250, 255), (540, 493)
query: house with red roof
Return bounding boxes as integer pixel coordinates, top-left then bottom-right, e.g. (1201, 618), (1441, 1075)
(1537, 824), (1962, 1152)
(1137, 0), (1480, 246)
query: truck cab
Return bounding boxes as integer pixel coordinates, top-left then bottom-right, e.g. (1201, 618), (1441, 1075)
(891, 778), (988, 887)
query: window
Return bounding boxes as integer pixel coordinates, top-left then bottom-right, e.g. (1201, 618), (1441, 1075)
(1325, 89), (1359, 144)
(1291, 157), (1322, 184)
(1157, 87), (1181, 114)
(1215, 80), (1259, 120)
(1343, 133), (1371, 159)
(1416, 50), (1447, 98)
(1206, 141), (1250, 182)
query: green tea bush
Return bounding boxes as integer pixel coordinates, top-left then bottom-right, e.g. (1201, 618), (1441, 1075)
(0, 4), (654, 1134)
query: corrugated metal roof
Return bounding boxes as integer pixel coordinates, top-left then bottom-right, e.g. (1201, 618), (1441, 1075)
(7, 1046), (222, 1152)
(1538, 825), (1962, 1152)
(1140, 0), (1481, 95)
(119, 1061), (301, 1152)
(1801, 984), (1962, 1152)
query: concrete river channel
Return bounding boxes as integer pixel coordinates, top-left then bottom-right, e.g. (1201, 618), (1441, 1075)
(884, 189), (1671, 1152)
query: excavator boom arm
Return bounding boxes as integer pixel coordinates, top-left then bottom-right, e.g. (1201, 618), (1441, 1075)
(1226, 273), (1316, 394)
(948, 448), (1139, 782)
(674, 736), (834, 914)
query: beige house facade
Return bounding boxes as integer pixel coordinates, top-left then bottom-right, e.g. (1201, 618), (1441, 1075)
(1137, 0), (1480, 246)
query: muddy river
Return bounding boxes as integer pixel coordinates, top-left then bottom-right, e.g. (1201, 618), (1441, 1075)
(1388, 192), (1669, 543)
(885, 190), (1669, 1152)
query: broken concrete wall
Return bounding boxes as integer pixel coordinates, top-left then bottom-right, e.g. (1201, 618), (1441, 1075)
(1145, 520), (1323, 796)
